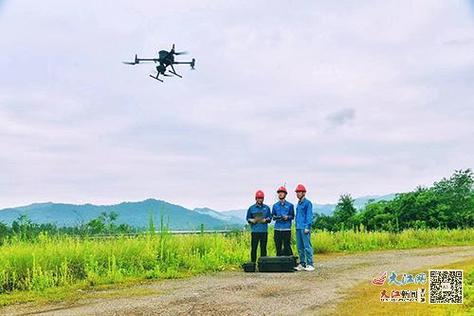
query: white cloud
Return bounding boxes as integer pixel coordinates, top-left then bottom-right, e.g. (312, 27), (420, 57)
(0, 0), (473, 210)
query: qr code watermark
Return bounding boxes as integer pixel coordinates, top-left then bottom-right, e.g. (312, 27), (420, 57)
(429, 269), (463, 304)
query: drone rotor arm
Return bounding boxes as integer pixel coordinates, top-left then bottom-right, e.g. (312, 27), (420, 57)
(173, 59), (196, 69)
(136, 58), (160, 63)
(173, 61), (193, 65)
(122, 56), (160, 65)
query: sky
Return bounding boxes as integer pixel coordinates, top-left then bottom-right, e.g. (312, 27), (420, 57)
(0, 0), (473, 211)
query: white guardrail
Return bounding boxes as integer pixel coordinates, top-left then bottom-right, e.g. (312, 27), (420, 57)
(85, 229), (244, 238)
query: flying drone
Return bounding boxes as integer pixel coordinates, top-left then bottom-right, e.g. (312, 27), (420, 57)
(123, 44), (195, 82)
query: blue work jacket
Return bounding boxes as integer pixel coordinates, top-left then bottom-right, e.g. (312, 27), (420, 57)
(246, 203), (271, 232)
(272, 200), (294, 230)
(295, 198), (313, 230)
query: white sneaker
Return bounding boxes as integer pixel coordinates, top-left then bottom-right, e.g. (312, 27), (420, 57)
(294, 264), (304, 271)
(304, 265), (315, 271)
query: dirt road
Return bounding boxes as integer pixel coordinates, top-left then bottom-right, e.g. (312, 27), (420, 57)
(2, 245), (473, 316)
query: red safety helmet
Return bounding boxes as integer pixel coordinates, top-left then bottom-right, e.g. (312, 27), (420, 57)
(277, 186), (288, 194)
(255, 190), (265, 199)
(295, 184), (307, 193)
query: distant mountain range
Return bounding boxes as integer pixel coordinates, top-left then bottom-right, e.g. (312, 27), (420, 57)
(0, 199), (241, 230)
(0, 194), (396, 230)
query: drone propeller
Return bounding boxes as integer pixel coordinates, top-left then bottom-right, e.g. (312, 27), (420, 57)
(171, 44), (187, 55)
(122, 54), (139, 65)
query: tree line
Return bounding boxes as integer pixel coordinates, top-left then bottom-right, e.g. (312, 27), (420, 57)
(0, 211), (135, 243)
(314, 169), (474, 232)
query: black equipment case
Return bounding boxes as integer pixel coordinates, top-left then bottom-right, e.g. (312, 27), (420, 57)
(242, 262), (256, 272)
(289, 255), (298, 267)
(257, 256), (295, 272)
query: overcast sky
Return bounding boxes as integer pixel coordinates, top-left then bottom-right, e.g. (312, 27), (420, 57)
(1, 0), (473, 211)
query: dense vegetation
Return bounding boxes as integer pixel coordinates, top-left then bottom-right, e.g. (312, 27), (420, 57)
(314, 169), (474, 232)
(0, 228), (473, 297)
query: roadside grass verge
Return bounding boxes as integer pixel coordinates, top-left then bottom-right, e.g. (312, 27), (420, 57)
(0, 279), (158, 307)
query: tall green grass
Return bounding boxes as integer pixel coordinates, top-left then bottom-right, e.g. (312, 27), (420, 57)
(0, 229), (472, 295)
(312, 228), (474, 253)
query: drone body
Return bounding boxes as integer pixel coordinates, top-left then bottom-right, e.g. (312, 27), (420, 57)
(123, 44), (195, 82)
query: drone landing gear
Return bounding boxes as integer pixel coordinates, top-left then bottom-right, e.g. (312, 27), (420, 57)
(169, 64), (182, 78)
(169, 71), (182, 78)
(149, 74), (163, 82)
